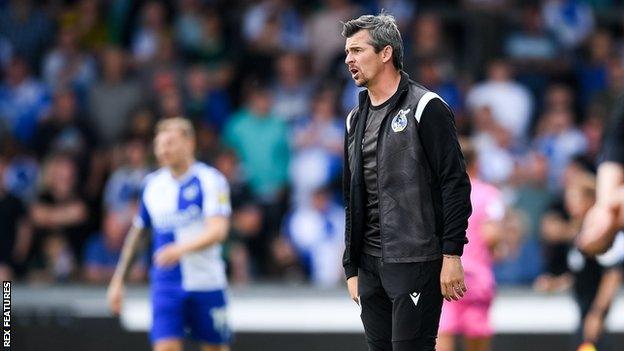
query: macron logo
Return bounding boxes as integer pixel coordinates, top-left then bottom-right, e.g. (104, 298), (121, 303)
(409, 292), (420, 307)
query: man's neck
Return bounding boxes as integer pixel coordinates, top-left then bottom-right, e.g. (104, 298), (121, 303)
(367, 69), (402, 107)
(170, 158), (194, 178)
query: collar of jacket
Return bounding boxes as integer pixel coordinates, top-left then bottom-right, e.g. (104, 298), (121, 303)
(356, 70), (411, 112)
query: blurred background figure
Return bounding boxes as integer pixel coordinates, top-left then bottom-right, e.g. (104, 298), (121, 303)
(30, 153), (88, 282)
(438, 140), (506, 351)
(83, 209), (147, 284)
(0, 155), (32, 281)
(283, 186), (345, 287)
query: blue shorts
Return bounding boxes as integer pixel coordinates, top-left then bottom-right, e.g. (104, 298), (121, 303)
(150, 286), (230, 344)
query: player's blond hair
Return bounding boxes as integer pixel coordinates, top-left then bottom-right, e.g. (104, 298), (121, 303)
(155, 117), (195, 140)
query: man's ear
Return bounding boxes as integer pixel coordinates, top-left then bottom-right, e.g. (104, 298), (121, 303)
(382, 45), (393, 64)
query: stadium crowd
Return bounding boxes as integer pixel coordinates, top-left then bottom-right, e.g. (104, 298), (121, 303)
(1, 0), (624, 291)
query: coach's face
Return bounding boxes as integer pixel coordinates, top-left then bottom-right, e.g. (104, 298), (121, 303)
(345, 29), (384, 87)
(154, 129), (193, 168)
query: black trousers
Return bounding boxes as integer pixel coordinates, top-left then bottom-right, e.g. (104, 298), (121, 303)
(358, 253), (443, 351)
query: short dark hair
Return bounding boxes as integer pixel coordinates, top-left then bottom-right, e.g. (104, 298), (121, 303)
(341, 12), (403, 71)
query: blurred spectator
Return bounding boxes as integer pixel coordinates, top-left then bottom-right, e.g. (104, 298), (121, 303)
(214, 150), (261, 284)
(0, 156), (33, 281)
(223, 82), (290, 274)
(243, 0), (307, 53)
(588, 56), (624, 122)
(365, 0), (415, 32)
(31, 154), (89, 270)
(466, 59), (534, 142)
(157, 86), (185, 119)
(178, 6), (234, 71)
(103, 137), (150, 212)
(289, 86), (343, 206)
(283, 187), (345, 287)
(33, 89), (96, 163)
(472, 106), (517, 184)
(223, 82), (290, 204)
(60, 0), (109, 53)
(542, 0), (594, 51)
(494, 207), (543, 285)
(307, 0), (360, 74)
(0, 0), (54, 72)
(126, 108), (156, 142)
(544, 83), (575, 115)
(271, 52), (314, 123)
(1, 138), (39, 203)
(414, 58), (463, 117)
(512, 152), (555, 240)
(83, 209), (146, 284)
(42, 25), (97, 97)
(504, 3), (562, 103)
(140, 34), (185, 105)
(0, 56), (51, 146)
(405, 13), (456, 76)
(534, 168), (596, 292)
(88, 46), (143, 146)
(576, 29), (612, 107)
(184, 64), (232, 132)
(534, 108), (587, 189)
(505, 5), (559, 62)
(175, 0), (204, 55)
(131, 1), (169, 65)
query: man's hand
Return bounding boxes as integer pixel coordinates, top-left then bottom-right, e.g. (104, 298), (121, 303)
(107, 280), (124, 316)
(440, 255), (467, 301)
(577, 204), (619, 255)
(154, 244), (183, 267)
(347, 276), (359, 305)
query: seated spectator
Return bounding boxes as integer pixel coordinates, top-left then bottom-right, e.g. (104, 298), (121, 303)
(271, 52), (314, 123)
(31, 153), (89, 269)
(88, 46), (143, 147)
(283, 187), (345, 287)
(534, 169), (597, 292)
(493, 208), (543, 285)
(223, 81), (290, 204)
(290, 86), (343, 206)
(466, 59), (533, 142)
(0, 56), (51, 146)
(42, 25), (96, 97)
(243, 0), (307, 53)
(534, 108), (587, 189)
(576, 29), (612, 107)
(83, 210), (146, 284)
(0, 1), (54, 71)
(0, 156), (33, 281)
(214, 150), (261, 284)
(131, 1), (169, 65)
(34, 88), (96, 163)
(103, 136), (151, 212)
(183, 64), (232, 132)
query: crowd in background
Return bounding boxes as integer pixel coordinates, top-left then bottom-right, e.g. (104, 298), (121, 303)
(1, 0), (624, 289)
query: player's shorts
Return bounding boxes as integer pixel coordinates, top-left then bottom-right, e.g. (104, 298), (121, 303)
(438, 297), (493, 337)
(358, 253), (443, 351)
(150, 285), (230, 345)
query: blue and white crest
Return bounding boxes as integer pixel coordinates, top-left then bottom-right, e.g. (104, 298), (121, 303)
(183, 183), (199, 201)
(391, 108), (410, 132)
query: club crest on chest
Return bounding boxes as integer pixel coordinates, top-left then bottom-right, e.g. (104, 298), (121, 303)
(391, 108), (410, 132)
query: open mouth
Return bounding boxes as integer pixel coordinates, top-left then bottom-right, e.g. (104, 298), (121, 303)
(349, 68), (359, 77)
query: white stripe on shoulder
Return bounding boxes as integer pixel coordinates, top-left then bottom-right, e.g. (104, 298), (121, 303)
(414, 92), (446, 123)
(346, 109), (356, 133)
